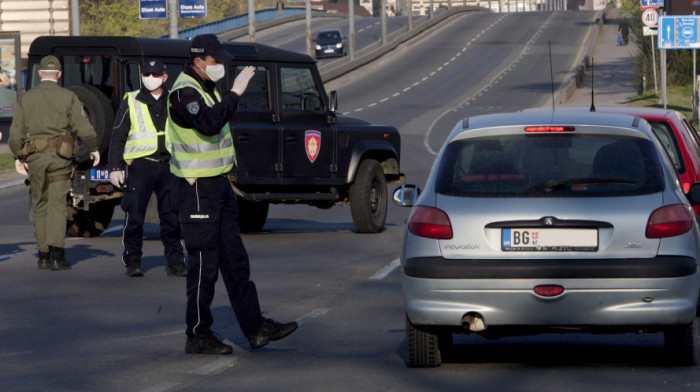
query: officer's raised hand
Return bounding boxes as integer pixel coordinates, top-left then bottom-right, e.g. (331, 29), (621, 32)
(231, 66), (255, 96)
(14, 159), (28, 176)
(109, 170), (124, 189)
(90, 150), (100, 167)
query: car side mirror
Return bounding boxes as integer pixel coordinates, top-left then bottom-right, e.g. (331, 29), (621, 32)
(393, 185), (420, 207)
(329, 90), (337, 113)
(688, 183), (700, 205)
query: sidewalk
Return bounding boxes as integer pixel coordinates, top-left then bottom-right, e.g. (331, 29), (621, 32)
(564, 8), (638, 107)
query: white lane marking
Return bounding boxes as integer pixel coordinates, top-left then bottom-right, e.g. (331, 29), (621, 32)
(103, 225), (124, 235)
(370, 258), (400, 280)
(139, 382), (181, 392)
(190, 357), (239, 375)
(297, 308), (330, 326)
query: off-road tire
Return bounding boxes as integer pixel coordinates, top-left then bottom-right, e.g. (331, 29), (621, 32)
(349, 159), (387, 233)
(66, 201), (116, 238)
(406, 315), (442, 367)
(237, 198), (269, 233)
(664, 318), (698, 366)
(67, 84), (114, 163)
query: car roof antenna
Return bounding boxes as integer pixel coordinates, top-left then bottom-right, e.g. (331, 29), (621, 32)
(549, 41), (555, 112)
(589, 57), (596, 112)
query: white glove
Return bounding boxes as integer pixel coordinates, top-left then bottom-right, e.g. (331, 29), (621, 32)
(15, 159), (28, 176)
(90, 151), (100, 167)
(109, 171), (124, 188)
(231, 66), (255, 96)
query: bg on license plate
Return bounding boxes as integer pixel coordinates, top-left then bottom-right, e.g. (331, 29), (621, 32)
(502, 228), (598, 251)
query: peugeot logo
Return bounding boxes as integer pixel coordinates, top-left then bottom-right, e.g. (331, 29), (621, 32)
(544, 217), (554, 226)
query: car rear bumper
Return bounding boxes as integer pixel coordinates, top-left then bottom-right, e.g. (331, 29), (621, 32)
(402, 256), (700, 328)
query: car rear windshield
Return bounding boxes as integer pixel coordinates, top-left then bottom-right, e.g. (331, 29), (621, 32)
(435, 134), (664, 197)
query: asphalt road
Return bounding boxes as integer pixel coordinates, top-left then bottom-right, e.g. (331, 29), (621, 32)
(1, 10), (699, 392)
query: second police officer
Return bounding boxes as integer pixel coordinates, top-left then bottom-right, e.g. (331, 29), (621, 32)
(108, 59), (187, 277)
(168, 34), (297, 354)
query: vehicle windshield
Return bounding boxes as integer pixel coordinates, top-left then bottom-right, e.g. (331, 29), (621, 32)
(317, 31), (341, 41)
(435, 134), (664, 197)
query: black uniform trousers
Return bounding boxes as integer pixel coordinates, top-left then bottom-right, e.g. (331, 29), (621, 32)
(177, 175), (264, 337)
(121, 158), (183, 266)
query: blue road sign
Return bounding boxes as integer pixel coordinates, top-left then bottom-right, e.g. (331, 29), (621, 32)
(658, 16), (700, 49)
(641, 0), (664, 8)
(180, 0), (207, 19)
(139, 0), (167, 19)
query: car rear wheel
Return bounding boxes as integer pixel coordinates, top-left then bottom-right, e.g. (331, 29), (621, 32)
(237, 198), (269, 233)
(349, 159), (387, 233)
(406, 315), (442, 367)
(664, 318), (698, 366)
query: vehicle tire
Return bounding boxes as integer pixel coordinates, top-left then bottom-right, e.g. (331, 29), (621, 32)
(349, 159), (387, 233)
(66, 201), (116, 238)
(406, 315), (441, 367)
(237, 198), (269, 233)
(664, 318), (699, 366)
(67, 84), (114, 162)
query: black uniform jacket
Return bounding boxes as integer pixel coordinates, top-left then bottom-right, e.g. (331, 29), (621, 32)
(108, 87), (171, 172)
(168, 62), (240, 138)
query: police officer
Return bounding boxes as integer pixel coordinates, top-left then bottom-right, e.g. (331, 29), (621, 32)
(108, 59), (187, 278)
(9, 55), (99, 270)
(168, 34), (297, 354)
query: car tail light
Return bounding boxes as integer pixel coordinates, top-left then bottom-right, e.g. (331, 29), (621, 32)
(534, 285), (564, 297)
(407, 206), (453, 239)
(524, 126), (575, 132)
(646, 204), (694, 238)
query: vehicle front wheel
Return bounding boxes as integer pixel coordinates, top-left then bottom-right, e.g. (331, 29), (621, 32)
(406, 315), (442, 367)
(664, 318), (698, 366)
(66, 200), (116, 238)
(349, 159), (387, 233)
(237, 198), (269, 233)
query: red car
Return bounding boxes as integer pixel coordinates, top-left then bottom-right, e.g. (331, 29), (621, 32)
(530, 106), (700, 216)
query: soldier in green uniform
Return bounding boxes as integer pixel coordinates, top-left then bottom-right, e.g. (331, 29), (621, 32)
(9, 55), (100, 270)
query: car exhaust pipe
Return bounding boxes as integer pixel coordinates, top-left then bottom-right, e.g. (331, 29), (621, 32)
(462, 313), (486, 332)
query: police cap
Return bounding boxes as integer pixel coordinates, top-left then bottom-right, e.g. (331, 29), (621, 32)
(190, 34), (233, 63)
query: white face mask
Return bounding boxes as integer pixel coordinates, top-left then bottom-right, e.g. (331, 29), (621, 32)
(198, 60), (225, 82)
(142, 75), (163, 91)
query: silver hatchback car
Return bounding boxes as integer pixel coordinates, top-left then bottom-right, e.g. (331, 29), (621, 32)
(395, 111), (700, 367)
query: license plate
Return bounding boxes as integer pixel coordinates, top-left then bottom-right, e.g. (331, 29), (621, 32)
(502, 228), (598, 251)
(90, 169), (123, 181)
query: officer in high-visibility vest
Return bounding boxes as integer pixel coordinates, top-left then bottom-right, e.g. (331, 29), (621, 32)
(168, 34), (297, 355)
(108, 59), (186, 278)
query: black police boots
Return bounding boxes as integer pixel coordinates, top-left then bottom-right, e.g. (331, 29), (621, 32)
(124, 255), (143, 277)
(38, 251), (50, 270)
(50, 247), (71, 270)
(185, 333), (233, 355)
(248, 318), (298, 349)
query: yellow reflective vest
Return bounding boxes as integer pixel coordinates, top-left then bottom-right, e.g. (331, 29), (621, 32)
(168, 73), (235, 178)
(123, 91), (170, 160)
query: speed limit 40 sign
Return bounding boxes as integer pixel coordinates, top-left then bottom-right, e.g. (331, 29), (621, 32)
(642, 9), (658, 27)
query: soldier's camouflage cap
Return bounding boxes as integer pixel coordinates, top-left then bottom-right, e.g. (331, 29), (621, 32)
(39, 55), (61, 71)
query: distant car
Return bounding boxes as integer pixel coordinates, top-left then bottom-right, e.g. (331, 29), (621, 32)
(529, 106), (700, 217)
(314, 29), (346, 58)
(394, 111), (700, 367)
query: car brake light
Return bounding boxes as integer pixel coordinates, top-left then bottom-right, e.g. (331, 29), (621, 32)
(407, 206), (453, 239)
(524, 126), (575, 132)
(534, 285), (564, 297)
(646, 204), (694, 238)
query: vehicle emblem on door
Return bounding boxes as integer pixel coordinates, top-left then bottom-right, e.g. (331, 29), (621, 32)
(305, 130), (321, 163)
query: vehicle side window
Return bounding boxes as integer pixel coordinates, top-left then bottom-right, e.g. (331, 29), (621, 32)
(125, 62), (140, 92)
(229, 65), (270, 111)
(280, 66), (323, 112)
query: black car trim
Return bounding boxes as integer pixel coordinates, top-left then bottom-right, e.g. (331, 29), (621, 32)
(403, 256), (697, 279)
